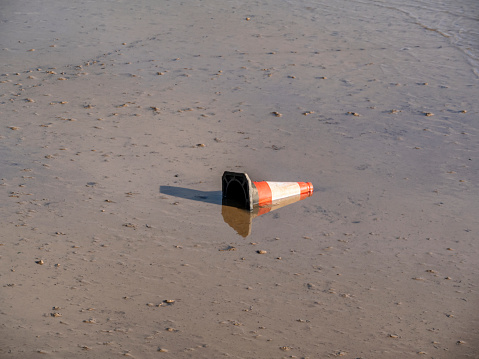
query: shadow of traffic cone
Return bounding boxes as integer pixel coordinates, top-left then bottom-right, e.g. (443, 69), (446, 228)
(222, 171), (313, 211)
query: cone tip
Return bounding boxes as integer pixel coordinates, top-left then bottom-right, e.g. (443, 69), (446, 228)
(307, 182), (314, 194)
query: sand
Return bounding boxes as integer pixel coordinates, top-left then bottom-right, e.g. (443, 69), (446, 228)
(1, 0), (478, 358)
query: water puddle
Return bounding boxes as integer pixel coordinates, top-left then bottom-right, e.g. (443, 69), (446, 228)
(222, 193), (312, 237)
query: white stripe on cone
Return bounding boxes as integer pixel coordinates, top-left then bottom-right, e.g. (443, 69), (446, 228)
(266, 182), (303, 202)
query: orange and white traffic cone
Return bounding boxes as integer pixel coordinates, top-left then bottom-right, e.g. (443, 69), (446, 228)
(222, 172), (313, 211)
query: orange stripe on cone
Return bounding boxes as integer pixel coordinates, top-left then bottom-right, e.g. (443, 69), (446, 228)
(298, 182), (314, 200)
(253, 181), (273, 206)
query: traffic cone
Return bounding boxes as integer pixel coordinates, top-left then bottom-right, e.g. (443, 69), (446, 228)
(222, 171), (313, 211)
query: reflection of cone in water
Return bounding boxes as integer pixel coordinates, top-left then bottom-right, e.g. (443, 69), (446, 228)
(221, 205), (254, 238)
(222, 171), (313, 211)
(222, 194), (309, 237)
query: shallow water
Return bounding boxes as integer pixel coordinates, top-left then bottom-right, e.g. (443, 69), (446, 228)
(377, 0), (479, 75)
(1, 0), (478, 357)
(285, 0), (479, 76)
